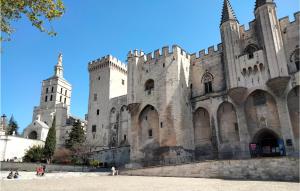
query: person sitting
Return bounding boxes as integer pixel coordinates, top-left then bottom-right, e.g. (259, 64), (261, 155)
(13, 171), (19, 179)
(7, 171), (13, 179)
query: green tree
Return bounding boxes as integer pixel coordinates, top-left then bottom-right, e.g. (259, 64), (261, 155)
(1, 0), (65, 41)
(6, 115), (19, 135)
(23, 145), (44, 162)
(43, 116), (56, 163)
(65, 120), (85, 149)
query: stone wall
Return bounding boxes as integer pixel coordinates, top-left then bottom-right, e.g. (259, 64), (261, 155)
(121, 157), (299, 182)
(88, 146), (130, 167)
(1, 162), (91, 172)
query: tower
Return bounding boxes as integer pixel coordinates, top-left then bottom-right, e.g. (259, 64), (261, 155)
(87, 55), (127, 147)
(24, 53), (72, 143)
(254, 0), (289, 85)
(220, 0), (242, 90)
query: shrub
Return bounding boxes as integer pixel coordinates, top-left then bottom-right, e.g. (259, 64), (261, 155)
(52, 148), (72, 164)
(23, 145), (44, 162)
(89, 160), (100, 167)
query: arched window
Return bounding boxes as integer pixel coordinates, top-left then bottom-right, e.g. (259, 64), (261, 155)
(244, 44), (259, 59)
(145, 79), (154, 95)
(28, 131), (38, 140)
(201, 70), (213, 94)
(290, 46), (300, 71)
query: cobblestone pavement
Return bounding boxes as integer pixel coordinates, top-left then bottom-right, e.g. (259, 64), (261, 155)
(1, 175), (299, 191)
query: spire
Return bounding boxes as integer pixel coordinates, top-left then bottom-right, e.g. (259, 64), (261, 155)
(220, 0), (238, 26)
(255, 0), (274, 11)
(54, 53), (63, 77)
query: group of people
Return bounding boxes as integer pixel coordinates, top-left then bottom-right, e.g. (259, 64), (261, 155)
(36, 165), (46, 176)
(7, 170), (19, 179)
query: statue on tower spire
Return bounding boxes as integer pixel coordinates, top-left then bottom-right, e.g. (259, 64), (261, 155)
(54, 53), (64, 77)
(57, 53), (63, 66)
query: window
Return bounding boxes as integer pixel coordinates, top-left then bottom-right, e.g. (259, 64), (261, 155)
(160, 122), (163, 128)
(45, 96), (48, 102)
(51, 87), (54, 93)
(65, 90), (67, 96)
(145, 79), (154, 95)
(122, 79), (125, 85)
(124, 135), (127, 141)
(290, 46), (300, 71)
(98, 76), (101, 80)
(148, 129), (153, 138)
(201, 70), (213, 94)
(244, 44), (258, 60)
(61, 88), (63, 94)
(64, 98), (67, 104)
(97, 109), (100, 115)
(50, 95), (53, 101)
(204, 81), (213, 94)
(60, 96), (62, 102)
(92, 125), (96, 132)
(253, 92), (266, 106)
(46, 88), (48, 94)
(94, 94), (97, 101)
(234, 123), (239, 132)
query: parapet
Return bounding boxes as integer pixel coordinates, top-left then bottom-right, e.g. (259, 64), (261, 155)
(88, 55), (127, 73)
(127, 44), (190, 63)
(279, 11), (300, 29)
(190, 43), (223, 60)
(239, 19), (256, 34)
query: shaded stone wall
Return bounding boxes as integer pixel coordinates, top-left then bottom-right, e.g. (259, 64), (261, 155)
(121, 157), (299, 182)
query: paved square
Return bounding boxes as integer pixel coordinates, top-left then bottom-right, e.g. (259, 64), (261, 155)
(1, 175), (299, 191)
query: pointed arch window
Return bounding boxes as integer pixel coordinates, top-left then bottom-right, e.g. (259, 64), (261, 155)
(145, 79), (154, 95)
(290, 46), (300, 71)
(201, 70), (214, 94)
(244, 44), (259, 59)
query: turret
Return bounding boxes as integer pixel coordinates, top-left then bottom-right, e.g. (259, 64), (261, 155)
(254, 0), (289, 95)
(220, 0), (242, 89)
(127, 50), (143, 110)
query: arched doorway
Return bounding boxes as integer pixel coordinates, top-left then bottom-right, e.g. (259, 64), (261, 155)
(28, 131), (38, 139)
(193, 107), (213, 159)
(245, 90), (281, 139)
(138, 105), (160, 160)
(251, 129), (285, 157)
(287, 86), (300, 149)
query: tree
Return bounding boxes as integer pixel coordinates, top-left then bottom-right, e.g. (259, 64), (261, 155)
(23, 145), (44, 162)
(6, 115), (19, 135)
(43, 116), (56, 163)
(65, 120), (85, 150)
(1, 0), (65, 41)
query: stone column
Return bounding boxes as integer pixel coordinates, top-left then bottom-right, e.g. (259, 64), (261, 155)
(275, 96), (295, 155)
(235, 104), (251, 159)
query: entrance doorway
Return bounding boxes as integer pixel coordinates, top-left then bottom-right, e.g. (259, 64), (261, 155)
(250, 129), (285, 157)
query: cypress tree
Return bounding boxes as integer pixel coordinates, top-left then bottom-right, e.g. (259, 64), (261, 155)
(65, 120), (85, 149)
(44, 116), (56, 163)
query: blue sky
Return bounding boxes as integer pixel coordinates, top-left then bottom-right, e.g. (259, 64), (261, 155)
(1, 0), (299, 133)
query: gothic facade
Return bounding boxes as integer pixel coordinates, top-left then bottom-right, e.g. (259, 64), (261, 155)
(87, 0), (299, 165)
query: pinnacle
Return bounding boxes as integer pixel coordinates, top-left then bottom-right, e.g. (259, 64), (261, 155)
(220, 0), (238, 26)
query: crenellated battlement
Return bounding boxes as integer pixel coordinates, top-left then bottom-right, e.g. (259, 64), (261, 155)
(239, 19), (256, 34)
(190, 43), (223, 60)
(279, 11), (300, 29)
(88, 55), (127, 73)
(128, 45), (190, 63)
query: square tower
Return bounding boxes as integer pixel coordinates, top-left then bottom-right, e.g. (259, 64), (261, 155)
(87, 55), (127, 148)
